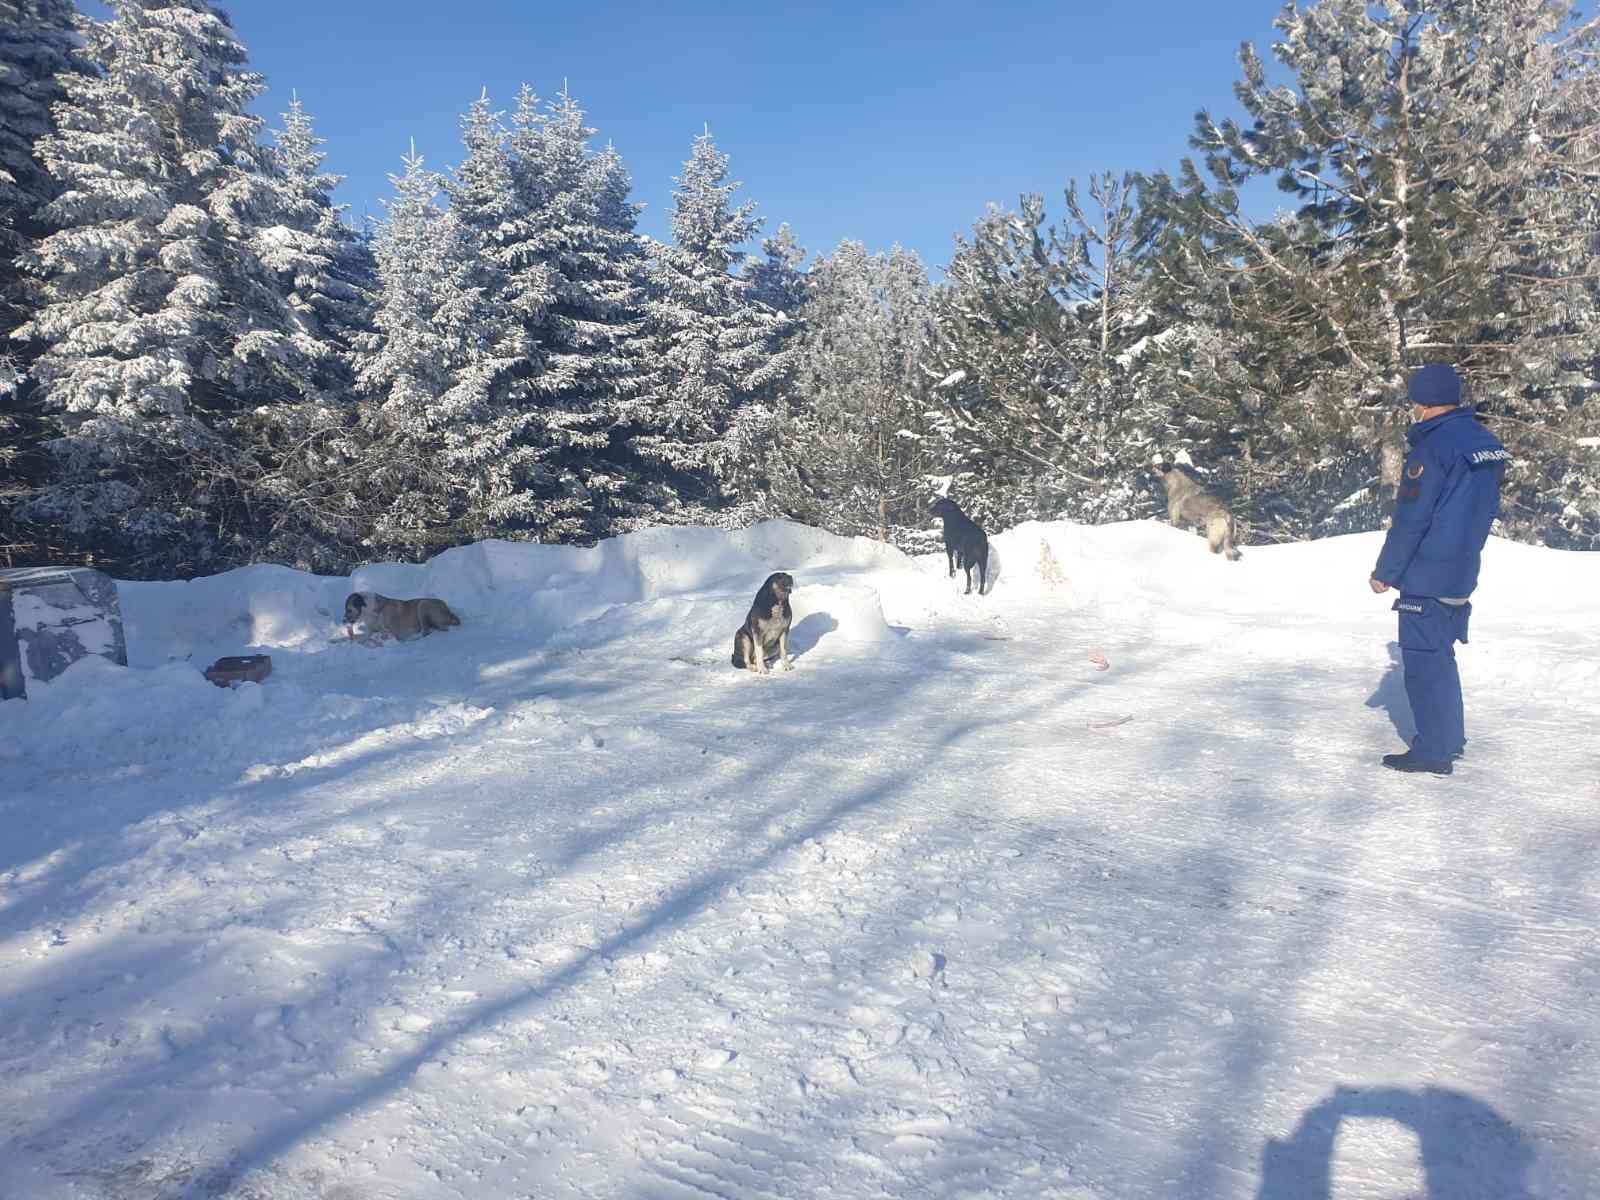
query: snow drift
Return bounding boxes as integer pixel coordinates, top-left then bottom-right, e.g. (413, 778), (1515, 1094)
(110, 519), (908, 668)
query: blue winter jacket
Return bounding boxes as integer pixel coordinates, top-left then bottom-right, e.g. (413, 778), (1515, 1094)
(1372, 406), (1508, 598)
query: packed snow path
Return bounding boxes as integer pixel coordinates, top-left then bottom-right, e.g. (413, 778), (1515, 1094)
(3, 521), (1598, 1199)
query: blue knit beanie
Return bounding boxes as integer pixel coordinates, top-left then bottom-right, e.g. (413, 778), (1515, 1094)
(1407, 363), (1462, 408)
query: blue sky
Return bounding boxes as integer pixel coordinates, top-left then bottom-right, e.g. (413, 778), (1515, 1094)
(210, 0), (1286, 274)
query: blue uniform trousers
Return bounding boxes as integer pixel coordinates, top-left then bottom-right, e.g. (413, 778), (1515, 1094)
(1394, 596), (1470, 760)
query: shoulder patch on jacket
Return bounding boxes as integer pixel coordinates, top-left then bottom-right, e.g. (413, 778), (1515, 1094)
(1467, 447), (1511, 467)
(1406, 461), (1425, 479)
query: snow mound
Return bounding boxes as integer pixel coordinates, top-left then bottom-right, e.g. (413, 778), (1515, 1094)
(987, 519), (1600, 622)
(0, 653), (261, 767)
(548, 580), (895, 665)
(118, 563), (347, 667)
(110, 520), (908, 668)
(790, 583), (896, 651)
(724, 520), (911, 575)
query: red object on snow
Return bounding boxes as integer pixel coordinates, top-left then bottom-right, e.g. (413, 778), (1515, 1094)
(1088, 650), (1110, 671)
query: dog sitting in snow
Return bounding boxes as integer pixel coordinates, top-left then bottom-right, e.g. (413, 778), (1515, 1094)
(931, 496), (989, 595)
(343, 592), (461, 642)
(1153, 461), (1242, 561)
(731, 572), (794, 673)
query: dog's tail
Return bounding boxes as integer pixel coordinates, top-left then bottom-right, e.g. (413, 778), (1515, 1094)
(1206, 512), (1242, 561)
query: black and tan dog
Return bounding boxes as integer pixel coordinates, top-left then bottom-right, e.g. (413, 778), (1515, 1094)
(731, 572), (794, 673)
(931, 496), (989, 595)
(343, 591), (461, 641)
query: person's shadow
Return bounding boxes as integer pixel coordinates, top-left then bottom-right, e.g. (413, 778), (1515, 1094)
(1258, 1085), (1535, 1199)
(1365, 641), (1413, 745)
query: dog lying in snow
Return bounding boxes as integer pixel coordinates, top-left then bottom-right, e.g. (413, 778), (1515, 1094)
(343, 592), (461, 642)
(731, 572), (794, 673)
(931, 496), (989, 595)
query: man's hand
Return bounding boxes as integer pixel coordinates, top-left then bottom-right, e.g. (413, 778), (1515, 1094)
(1369, 576), (1391, 594)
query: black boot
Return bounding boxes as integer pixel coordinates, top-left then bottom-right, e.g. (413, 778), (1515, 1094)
(1382, 750), (1453, 775)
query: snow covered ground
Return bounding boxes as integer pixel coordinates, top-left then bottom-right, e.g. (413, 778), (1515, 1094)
(3, 518), (1598, 1199)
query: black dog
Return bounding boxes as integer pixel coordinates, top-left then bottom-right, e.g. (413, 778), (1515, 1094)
(731, 572), (795, 673)
(931, 497), (989, 595)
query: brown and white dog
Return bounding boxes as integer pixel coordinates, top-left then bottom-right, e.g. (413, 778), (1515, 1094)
(731, 572), (794, 673)
(343, 591), (461, 642)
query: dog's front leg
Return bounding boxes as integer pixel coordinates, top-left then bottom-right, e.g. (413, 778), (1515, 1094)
(779, 627), (793, 670)
(745, 634), (764, 674)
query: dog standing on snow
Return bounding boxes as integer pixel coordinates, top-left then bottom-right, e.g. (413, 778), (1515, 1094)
(343, 592), (462, 641)
(731, 572), (794, 673)
(1154, 462), (1242, 561)
(931, 496), (989, 595)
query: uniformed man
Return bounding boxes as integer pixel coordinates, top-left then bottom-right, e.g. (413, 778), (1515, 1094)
(1369, 364), (1509, 775)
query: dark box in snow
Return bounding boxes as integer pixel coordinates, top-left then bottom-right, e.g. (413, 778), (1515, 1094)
(0, 566), (128, 701)
(204, 654), (272, 688)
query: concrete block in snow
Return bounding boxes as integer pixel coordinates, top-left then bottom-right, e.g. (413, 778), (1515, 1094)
(0, 566), (128, 701)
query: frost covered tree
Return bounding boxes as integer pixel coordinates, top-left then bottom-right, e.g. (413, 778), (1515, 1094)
(429, 92), (558, 537)
(237, 95), (381, 569)
(771, 241), (937, 544)
(1, 0), (77, 363)
(353, 147), (532, 559)
(15, 0), (329, 575)
(929, 177), (1170, 529)
(258, 95), (376, 397)
(1145, 0), (1600, 545)
(504, 87), (652, 541)
(744, 222), (809, 314)
(1, 0), (81, 562)
(625, 132), (794, 518)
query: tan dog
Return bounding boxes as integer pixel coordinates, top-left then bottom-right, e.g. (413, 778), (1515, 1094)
(1154, 463), (1242, 561)
(343, 591), (461, 641)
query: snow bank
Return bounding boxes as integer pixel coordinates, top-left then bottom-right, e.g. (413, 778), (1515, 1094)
(988, 520), (1600, 620)
(118, 562), (347, 667)
(109, 520), (907, 669)
(0, 644), (498, 775)
(2, 521), (902, 769)
(13, 513), (1588, 785)
(17, 515), (1595, 722)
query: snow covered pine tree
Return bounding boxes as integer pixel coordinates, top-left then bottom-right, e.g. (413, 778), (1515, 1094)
(626, 131), (794, 522)
(18, 0), (336, 576)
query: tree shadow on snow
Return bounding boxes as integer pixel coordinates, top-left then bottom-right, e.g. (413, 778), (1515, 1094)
(1257, 1084), (1535, 1199)
(12, 617), (1590, 1198)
